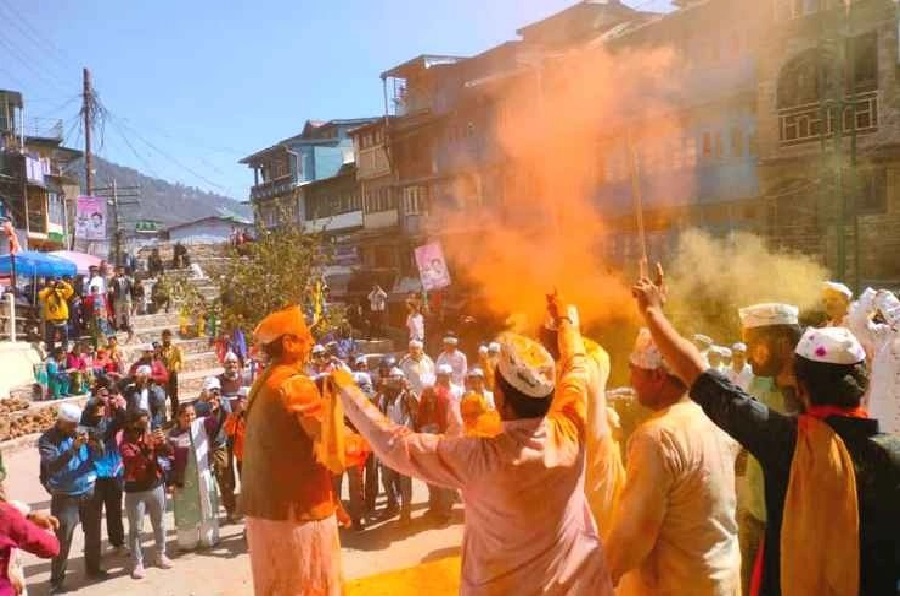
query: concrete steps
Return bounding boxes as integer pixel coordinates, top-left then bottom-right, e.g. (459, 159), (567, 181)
(177, 366), (225, 399)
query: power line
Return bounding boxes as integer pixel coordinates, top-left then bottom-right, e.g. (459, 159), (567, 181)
(103, 108), (232, 193)
(0, 2), (77, 77)
(30, 95), (81, 121)
(0, 35), (69, 94)
(105, 114), (163, 179)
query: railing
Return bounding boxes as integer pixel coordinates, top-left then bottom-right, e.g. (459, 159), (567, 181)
(249, 176), (295, 202)
(779, 91), (878, 146)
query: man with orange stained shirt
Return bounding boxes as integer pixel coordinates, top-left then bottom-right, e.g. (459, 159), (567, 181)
(241, 305), (345, 595)
(333, 296), (613, 595)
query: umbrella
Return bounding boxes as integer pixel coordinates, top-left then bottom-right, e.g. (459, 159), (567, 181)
(49, 250), (102, 275)
(0, 251), (77, 278)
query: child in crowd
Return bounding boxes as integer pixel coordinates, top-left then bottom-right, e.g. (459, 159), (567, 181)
(45, 348), (70, 399)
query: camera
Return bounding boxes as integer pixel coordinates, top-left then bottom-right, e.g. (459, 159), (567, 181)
(76, 425), (105, 452)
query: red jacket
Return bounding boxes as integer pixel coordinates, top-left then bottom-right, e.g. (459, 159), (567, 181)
(0, 502), (60, 595)
(120, 432), (172, 493)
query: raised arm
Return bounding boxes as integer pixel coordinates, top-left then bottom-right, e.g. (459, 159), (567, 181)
(848, 288), (890, 349)
(633, 273), (797, 470)
(543, 306), (591, 468)
(333, 369), (477, 490)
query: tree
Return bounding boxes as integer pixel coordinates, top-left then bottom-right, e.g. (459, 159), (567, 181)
(208, 207), (341, 335)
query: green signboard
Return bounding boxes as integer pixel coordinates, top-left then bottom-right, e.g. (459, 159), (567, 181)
(134, 220), (162, 233)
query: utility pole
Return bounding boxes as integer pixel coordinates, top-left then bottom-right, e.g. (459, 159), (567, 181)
(83, 68), (93, 196)
(93, 181), (140, 266)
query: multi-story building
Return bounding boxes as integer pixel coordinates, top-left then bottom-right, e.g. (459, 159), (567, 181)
(757, 0), (900, 289)
(593, 0), (768, 272)
(347, 119), (402, 284)
(239, 118), (377, 229)
(0, 89), (82, 250)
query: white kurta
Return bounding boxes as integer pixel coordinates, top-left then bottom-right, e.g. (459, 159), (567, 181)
(848, 288), (900, 434)
(727, 364), (754, 392)
(606, 400), (741, 596)
(399, 354), (435, 396)
(436, 350), (468, 387)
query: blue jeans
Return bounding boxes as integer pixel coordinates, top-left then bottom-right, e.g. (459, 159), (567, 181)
(50, 490), (102, 587)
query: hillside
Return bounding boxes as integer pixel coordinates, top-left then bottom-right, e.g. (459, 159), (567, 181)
(75, 156), (250, 227)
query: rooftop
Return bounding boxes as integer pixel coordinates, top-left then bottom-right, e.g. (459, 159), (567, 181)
(380, 54), (468, 80)
(239, 118), (379, 165)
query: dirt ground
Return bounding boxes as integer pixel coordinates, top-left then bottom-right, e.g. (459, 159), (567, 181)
(3, 444), (463, 595)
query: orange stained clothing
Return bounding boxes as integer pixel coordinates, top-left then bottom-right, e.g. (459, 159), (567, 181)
(781, 415), (859, 595)
(581, 338), (625, 546)
(223, 412), (247, 461)
(334, 319), (613, 595)
(241, 362), (336, 523)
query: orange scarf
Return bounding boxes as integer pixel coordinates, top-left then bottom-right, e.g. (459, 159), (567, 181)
(780, 415), (860, 595)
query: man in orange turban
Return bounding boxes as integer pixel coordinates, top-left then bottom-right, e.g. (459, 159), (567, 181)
(241, 305), (346, 595)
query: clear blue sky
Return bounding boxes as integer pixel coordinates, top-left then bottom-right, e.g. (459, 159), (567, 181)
(0, 0), (671, 201)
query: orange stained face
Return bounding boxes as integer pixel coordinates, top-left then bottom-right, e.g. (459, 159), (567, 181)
(460, 393), (485, 427)
(822, 293), (849, 320)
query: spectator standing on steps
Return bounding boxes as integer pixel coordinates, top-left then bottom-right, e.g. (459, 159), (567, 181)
(110, 265), (134, 337)
(38, 403), (107, 595)
(368, 284), (388, 339)
(160, 329), (183, 422)
(147, 248), (164, 279)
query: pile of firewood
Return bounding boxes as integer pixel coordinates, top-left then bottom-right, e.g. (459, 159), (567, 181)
(0, 405), (58, 442)
(0, 398), (30, 415)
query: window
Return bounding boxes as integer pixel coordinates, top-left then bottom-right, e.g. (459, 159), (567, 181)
(403, 186), (429, 215)
(364, 187), (395, 213)
(849, 32), (878, 93)
(713, 132), (724, 160)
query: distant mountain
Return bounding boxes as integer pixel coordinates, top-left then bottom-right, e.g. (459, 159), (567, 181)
(74, 156), (250, 227)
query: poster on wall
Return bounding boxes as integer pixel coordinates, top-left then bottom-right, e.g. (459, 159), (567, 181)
(415, 242), (451, 291)
(74, 196), (107, 241)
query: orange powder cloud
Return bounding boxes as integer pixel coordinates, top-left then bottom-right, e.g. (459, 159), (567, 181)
(434, 43), (683, 332)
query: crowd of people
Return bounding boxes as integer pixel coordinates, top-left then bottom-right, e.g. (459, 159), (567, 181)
(236, 275), (898, 596)
(1, 271), (897, 596)
(22, 345), (252, 595)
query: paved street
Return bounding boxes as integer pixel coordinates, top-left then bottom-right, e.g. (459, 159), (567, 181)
(4, 443), (463, 595)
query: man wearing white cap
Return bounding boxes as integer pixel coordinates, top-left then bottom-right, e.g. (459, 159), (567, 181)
(332, 296), (614, 594)
(734, 301), (803, 592)
(218, 351), (244, 400)
(399, 339), (435, 397)
(605, 330), (740, 595)
(377, 367), (417, 525)
(822, 281), (853, 327)
(122, 364), (167, 430)
(435, 363), (464, 437)
(727, 342), (753, 392)
(436, 333), (468, 387)
(128, 344), (169, 388)
(633, 273), (900, 595)
(707, 345), (726, 372)
(849, 287), (900, 435)
(200, 375), (238, 524)
(692, 334), (713, 367)
(465, 368), (494, 409)
(39, 403), (106, 594)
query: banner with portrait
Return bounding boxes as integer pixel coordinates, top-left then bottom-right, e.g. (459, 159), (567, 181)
(415, 242), (451, 291)
(75, 196), (107, 241)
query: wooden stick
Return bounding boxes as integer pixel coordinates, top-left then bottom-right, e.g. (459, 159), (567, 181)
(626, 130), (649, 280)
